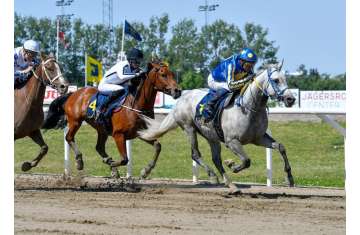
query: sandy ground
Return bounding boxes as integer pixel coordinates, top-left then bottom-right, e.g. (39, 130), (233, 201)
(15, 174), (345, 235)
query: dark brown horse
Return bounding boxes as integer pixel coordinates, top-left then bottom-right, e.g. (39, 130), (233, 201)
(15, 52), (69, 171)
(43, 62), (181, 177)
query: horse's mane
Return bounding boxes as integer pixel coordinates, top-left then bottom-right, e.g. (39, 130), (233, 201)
(255, 63), (280, 77)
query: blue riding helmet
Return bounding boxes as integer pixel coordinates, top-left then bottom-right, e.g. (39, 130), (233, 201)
(239, 48), (258, 63)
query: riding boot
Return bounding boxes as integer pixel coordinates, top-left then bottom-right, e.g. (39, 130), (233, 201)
(202, 88), (229, 123)
(95, 89), (125, 121)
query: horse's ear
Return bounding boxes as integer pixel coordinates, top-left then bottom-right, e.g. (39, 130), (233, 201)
(49, 52), (55, 58)
(147, 62), (153, 71)
(40, 51), (47, 61)
(278, 59), (284, 71)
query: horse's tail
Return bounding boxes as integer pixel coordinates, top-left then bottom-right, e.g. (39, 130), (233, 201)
(42, 92), (72, 129)
(138, 110), (178, 141)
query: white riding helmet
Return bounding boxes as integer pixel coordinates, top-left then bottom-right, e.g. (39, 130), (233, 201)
(23, 40), (40, 54)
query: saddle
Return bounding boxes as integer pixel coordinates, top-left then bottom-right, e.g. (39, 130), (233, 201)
(195, 90), (239, 142)
(86, 90), (128, 130)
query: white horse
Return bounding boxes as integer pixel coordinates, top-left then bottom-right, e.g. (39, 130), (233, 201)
(139, 62), (296, 193)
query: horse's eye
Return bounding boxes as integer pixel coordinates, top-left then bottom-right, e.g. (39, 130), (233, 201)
(274, 79), (280, 84)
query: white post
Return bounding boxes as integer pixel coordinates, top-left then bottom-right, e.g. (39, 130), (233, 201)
(126, 140), (132, 178)
(266, 128), (273, 187)
(192, 160), (199, 183)
(64, 125), (71, 176)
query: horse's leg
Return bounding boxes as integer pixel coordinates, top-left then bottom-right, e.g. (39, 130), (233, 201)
(109, 132), (128, 167)
(209, 140), (239, 193)
(21, 129), (48, 171)
(65, 120), (84, 170)
(95, 130), (119, 178)
(184, 125), (218, 183)
(224, 139), (251, 173)
(207, 140), (229, 185)
(139, 139), (161, 179)
(256, 133), (295, 187)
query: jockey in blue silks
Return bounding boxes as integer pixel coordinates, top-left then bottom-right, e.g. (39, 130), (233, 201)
(201, 48), (258, 123)
(14, 40), (41, 88)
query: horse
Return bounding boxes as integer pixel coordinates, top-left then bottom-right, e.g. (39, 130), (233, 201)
(42, 61), (181, 177)
(15, 52), (69, 171)
(138, 62), (296, 193)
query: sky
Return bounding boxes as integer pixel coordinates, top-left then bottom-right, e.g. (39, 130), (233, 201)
(14, 0), (345, 76)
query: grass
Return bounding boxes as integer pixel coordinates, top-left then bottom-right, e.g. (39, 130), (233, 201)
(14, 121), (345, 188)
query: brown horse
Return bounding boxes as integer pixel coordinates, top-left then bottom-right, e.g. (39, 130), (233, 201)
(15, 52), (69, 171)
(42, 62), (181, 177)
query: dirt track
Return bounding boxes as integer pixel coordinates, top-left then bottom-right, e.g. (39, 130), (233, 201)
(15, 174), (345, 235)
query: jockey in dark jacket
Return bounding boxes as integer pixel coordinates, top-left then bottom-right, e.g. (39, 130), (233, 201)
(95, 48), (145, 121)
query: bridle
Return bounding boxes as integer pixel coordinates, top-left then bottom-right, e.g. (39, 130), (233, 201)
(237, 66), (288, 113)
(31, 58), (64, 89)
(253, 67), (288, 101)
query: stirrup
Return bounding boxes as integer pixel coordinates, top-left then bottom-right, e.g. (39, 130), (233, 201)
(94, 110), (103, 121)
(199, 115), (212, 125)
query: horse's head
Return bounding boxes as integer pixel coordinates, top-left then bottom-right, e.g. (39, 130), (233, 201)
(256, 61), (295, 107)
(37, 52), (69, 94)
(146, 62), (182, 99)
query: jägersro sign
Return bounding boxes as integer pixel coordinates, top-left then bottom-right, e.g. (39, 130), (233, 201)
(300, 90), (346, 110)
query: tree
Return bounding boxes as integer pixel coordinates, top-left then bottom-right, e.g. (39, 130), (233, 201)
(14, 13), (284, 88)
(167, 19), (203, 83)
(180, 71), (204, 89)
(287, 64), (346, 90)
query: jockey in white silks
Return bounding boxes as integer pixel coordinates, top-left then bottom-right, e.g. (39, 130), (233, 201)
(200, 47), (258, 123)
(14, 39), (41, 88)
(95, 48), (145, 120)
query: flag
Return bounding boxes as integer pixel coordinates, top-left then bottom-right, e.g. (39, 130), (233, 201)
(86, 55), (103, 83)
(124, 20), (142, 41)
(58, 31), (70, 49)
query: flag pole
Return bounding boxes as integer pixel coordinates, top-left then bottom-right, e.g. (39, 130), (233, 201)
(56, 17), (59, 60)
(85, 52), (87, 87)
(121, 18), (125, 54)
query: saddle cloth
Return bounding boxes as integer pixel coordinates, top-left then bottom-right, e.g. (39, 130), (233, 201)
(86, 90), (128, 126)
(195, 90), (239, 142)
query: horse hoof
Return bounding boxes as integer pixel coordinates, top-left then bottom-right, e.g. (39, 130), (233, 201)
(209, 176), (220, 184)
(287, 176), (295, 187)
(76, 160), (84, 171)
(224, 159), (235, 168)
(227, 183), (241, 195)
(120, 159), (128, 166)
(21, 162), (32, 171)
(228, 187), (242, 195)
(111, 167), (120, 178)
(140, 168), (148, 179)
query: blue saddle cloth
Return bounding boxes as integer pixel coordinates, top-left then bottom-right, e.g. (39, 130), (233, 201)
(195, 90), (229, 142)
(86, 90), (128, 127)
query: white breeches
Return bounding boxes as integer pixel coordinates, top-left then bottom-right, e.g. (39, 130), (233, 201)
(98, 72), (127, 92)
(207, 74), (230, 91)
(98, 82), (125, 92)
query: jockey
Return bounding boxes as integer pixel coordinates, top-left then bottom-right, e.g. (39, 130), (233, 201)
(201, 48), (258, 123)
(95, 47), (145, 120)
(14, 39), (41, 88)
